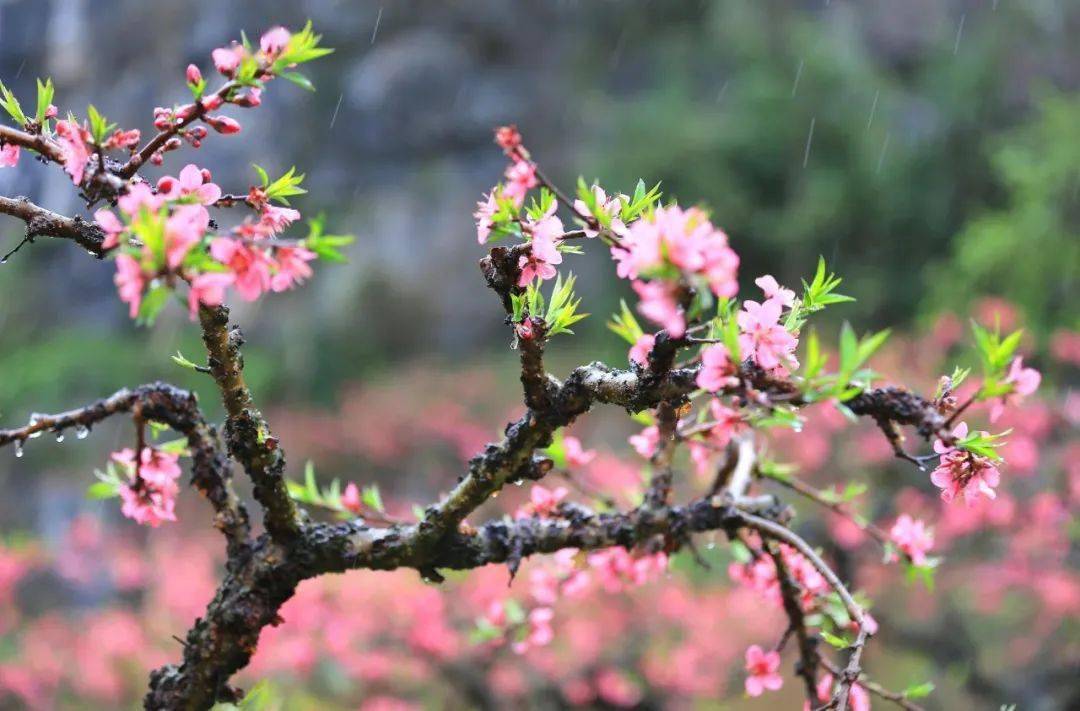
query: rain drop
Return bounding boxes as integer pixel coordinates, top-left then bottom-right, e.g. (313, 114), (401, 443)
(55, 431), (65, 443)
(14, 440), (24, 458)
(513, 480), (524, 487)
(76, 424), (90, 440)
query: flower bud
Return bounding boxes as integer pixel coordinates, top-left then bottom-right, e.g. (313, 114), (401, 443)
(186, 64), (203, 86)
(205, 115), (241, 135)
(201, 94), (224, 111)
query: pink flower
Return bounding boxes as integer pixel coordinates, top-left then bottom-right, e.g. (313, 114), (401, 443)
(707, 398), (745, 448)
(260, 205), (302, 235)
(632, 280), (685, 337)
(113, 254), (145, 318)
(737, 298), (798, 371)
(502, 160), (537, 206)
(512, 607), (554, 653)
(212, 45), (244, 76)
(54, 119), (90, 186)
(271, 246), (316, 292)
(515, 485), (568, 519)
(119, 482), (177, 527)
(562, 436), (596, 468)
(930, 423), (1002, 505)
(807, 675), (869, 711)
(629, 425), (660, 459)
(754, 274), (795, 307)
(696, 344), (738, 391)
(158, 164), (222, 205)
(889, 514), (934, 565)
(165, 204), (210, 268)
(743, 645), (783, 696)
(95, 209), (125, 249)
(517, 215), (563, 286)
(260, 26), (292, 58)
(595, 667), (642, 708)
(118, 182), (165, 217)
(111, 447), (182, 528)
(341, 483), (362, 514)
(210, 238), (272, 301)
(531, 485), (567, 516)
(989, 356), (1041, 423)
(586, 548), (665, 592)
(573, 185), (627, 238)
(474, 191), (499, 244)
(0, 143), (18, 167)
(187, 272), (233, 319)
(103, 128), (141, 150)
(628, 334), (655, 367)
(612, 205), (738, 297)
(494, 125), (522, 155)
(186, 64), (202, 86)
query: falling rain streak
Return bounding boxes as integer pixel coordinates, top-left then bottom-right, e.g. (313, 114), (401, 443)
(791, 59), (805, 98)
(716, 79), (729, 103)
(803, 117), (815, 168)
(371, 7), (383, 45)
(866, 89), (880, 131)
(329, 93), (343, 129)
(876, 132), (891, 174)
(953, 14), (965, 55)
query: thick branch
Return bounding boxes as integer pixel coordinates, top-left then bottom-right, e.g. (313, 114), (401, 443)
(198, 304), (302, 540)
(0, 124), (65, 163)
(0, 383), (249, 549)
(0, 195), (106, 257)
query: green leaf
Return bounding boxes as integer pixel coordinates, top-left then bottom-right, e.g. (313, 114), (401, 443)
(0, 81), (27, 125)
(85, 104), (116, 144)
(362, 484), (384, 512)
(820, 630), (851, 649)
(157, 437), (191, 456)
(86, 480), (119, 500)
(171, 350), (200, 370)
(136, 283), (171, 326)
(238, 680), (275, 710)
(607, 299), (644, 346)
(34, 78), (54, 124)
(902, 682), (935, 699)
(280, 71), (316, 92)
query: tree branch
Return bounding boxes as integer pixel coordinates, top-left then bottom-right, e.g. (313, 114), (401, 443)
(0, 383), (249, 550)
(198, 304), (302, 541)
(0, 195), (107, 257)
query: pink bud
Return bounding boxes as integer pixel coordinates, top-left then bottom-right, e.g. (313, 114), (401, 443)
(231, 88), (262, 108)
(157, 176), (177, 193)
(187, 126), (208, 140)
(163, 136), (183, 152)
(206, 115), (241, 135)
(186, 64), (203, 86)
(44, 104), (58, 119)
(200, 168), (213, 183)
(201, 94), (224, 111)
(175, 103), (197, 121)
(150, 151), (164, 166)
(212, 46), (242, 77)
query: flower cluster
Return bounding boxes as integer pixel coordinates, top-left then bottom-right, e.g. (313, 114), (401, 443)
(730, 273), (803, 374)
(95, 163), (317, 321)
(930, 423), (1002, 505)
(614, 206), (740, 337)
(889, 513), (934, 565)
(110, 447), (182, 528)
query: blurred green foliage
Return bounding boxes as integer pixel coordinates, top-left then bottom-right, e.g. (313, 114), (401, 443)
(575, 2), (1076, 337)
(925, 91), (1079, 336)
